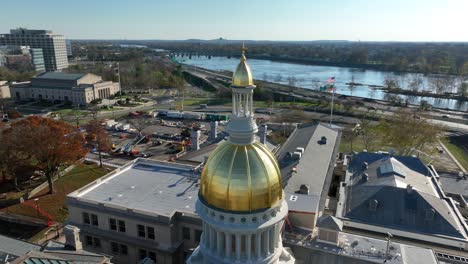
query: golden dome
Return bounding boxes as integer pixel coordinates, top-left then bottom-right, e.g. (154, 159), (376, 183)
(232, 45), (254, 87)
(200, 141), (283, 212)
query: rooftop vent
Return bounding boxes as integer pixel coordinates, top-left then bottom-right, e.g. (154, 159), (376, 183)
(368, 199), (378, 212)
(407, 184), (413, 194)
(299, 184), (310, 195)
(362, 173), (369, 182)
(320, 136), (327, 145)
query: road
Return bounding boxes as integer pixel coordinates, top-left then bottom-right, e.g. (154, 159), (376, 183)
(184, 66), (468, 132)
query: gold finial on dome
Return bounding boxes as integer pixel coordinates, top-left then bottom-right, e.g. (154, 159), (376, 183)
(232, 43), (254, 87)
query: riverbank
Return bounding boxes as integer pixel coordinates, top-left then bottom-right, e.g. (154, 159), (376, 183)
(179, 56), (468, 111)
(384, 88), (468, 102)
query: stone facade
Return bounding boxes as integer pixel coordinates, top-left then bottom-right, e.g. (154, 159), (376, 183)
(10, 72), (119, 105)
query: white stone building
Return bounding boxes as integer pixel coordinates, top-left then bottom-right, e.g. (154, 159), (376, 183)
(10, 72), (119, 105)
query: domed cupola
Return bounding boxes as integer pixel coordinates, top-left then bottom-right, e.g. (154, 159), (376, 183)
(232, 45), (254, 87)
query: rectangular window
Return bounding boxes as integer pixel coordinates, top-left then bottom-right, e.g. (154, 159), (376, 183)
(147, 226), (155, 240)
(85, 235), (93, 246)
(118, 220), (126, 232)
(109, 218), (117, 231)
(139, 249), (147, 260)
(182, 227), (191, 240)
(93, 237), (101, 248)
(82, 212), (90, 224)
(195, 230), (202, 243)
(148, 251), (156, 261)
(138, 224), (146, 238)
(111, 242), (127, 255)
(111, 242), (119, 253)
(120, 244), (128, 255)
(91, 214), (98, 226)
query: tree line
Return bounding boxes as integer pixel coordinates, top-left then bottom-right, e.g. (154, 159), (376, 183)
(147, 41), (468, 75)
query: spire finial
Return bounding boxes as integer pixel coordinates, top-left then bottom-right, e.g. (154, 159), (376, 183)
(241, 42), (247, 61)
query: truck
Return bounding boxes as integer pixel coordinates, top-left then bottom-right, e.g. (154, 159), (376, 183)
(167, 111), (184, 119)
(183, 112), (205, 120)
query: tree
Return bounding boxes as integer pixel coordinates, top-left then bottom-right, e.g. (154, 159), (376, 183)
(12, 116), (88, 193)
(85, 120), (112, 167)
(358, 118), (379, 151)
(408, 74), (423, 92)
(459, 82), (468, 97)
(377, 110), (440, 155)
(128, 117), (147, 135)
(0, 128), (28, 190)
(383, 76), (398, 89)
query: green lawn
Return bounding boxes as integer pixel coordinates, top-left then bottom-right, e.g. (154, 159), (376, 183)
(2, 163), (110, 223)
(441, 137), (468, 171)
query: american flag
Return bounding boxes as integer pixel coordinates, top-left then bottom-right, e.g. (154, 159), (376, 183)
(327, 77), (335, 83)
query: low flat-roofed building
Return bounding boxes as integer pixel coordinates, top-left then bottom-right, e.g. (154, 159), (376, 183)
(66, 159), (203, 264)
(278, 123), (341, 231)
(284, 229), (439, 264)
(10, 72), (119, 105)
(336, 152), (468, 250)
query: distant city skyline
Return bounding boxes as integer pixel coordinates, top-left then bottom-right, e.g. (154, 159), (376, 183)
(1, 0), (467, 42)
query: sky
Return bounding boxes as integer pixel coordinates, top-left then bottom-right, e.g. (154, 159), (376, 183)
(1, 0), (467, 42)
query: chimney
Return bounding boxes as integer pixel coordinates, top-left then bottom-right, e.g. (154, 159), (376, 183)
(259, 124), (267, 145)
(191, 130), (201, 150)
(64, 225), (83, 251)
(299, 184), (310, 195)
(406, 184), (413, 194)
(210, 121), (218, 141)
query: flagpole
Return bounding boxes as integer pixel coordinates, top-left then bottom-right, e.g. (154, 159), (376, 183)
(330, 84), (335, 126)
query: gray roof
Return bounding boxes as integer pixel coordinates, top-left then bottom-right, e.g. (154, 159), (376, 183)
(0, 235), (41, 261)
(400, 245), (439, 264)
(34, 72), (87, 81)
(285, 192), (320, 213)
(438, 172), (468, 199)
(342, 152), (468, 239)
(42, 241), (110, 264)
(316, 215), (343, 231)
(68, 159), (199, 218)
(280, 123), (340, 213)
(284, 230), (438, 264)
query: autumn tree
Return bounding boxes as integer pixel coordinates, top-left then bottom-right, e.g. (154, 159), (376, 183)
(0, 128), (28, 190)
(12, 116), (88, 193)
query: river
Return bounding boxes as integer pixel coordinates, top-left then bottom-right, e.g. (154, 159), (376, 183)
(176, 55), (467, 111)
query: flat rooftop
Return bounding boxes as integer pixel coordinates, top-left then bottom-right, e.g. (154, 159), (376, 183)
(283, 231), (438, 264)
(438, 172), (468, 199)
(34, 72), (87, 81)
(68, 159), (200, 218)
